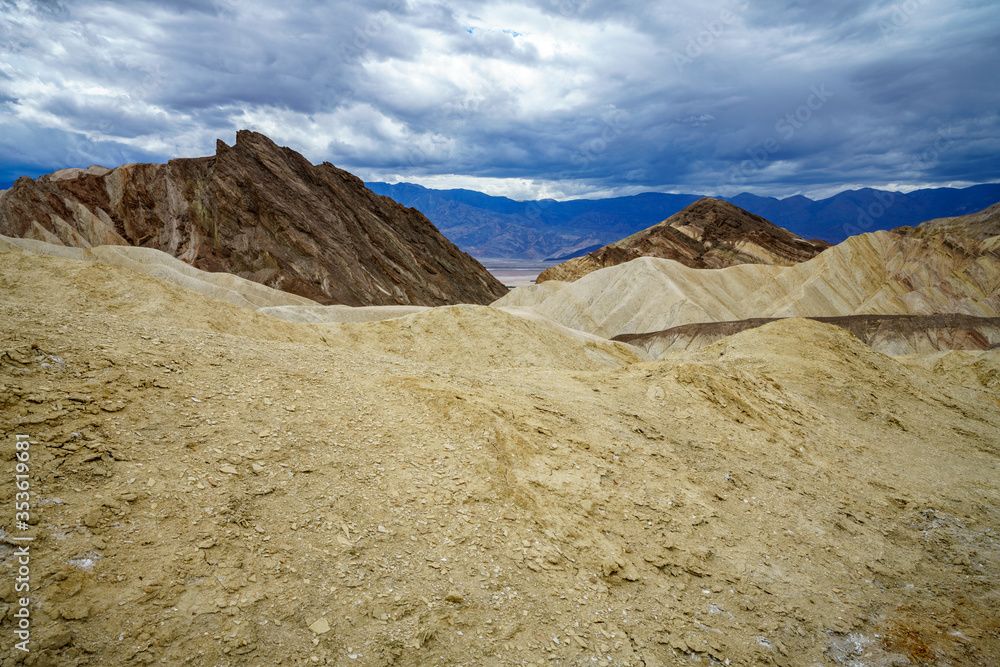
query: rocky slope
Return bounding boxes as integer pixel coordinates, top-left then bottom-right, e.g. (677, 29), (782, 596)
(0, 131), (507, 306)
(497, 230), (1000, 338)
(615, 314), (1000, 357)
(536, 198), (830, 283)
(2, 248), (1000, 666)
(894, 200), (1000, 241)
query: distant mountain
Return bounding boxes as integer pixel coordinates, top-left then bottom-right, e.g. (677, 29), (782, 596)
(0, 131), (508, 306)
(536, 198), (830, 283)
(367, 181), (1000, 260)
(367, 182), (701, 260)
(545, 244), (604, 262)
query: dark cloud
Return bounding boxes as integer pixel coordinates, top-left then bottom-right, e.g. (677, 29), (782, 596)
(0, 0), (997, 199)
(0, 121), (161, 189)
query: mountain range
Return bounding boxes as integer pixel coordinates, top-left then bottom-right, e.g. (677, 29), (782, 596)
(367, 180), (1000, 260)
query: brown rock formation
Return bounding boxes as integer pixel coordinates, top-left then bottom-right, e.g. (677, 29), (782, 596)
(0, 130), (508, 306)
(536, 197), (830, 283)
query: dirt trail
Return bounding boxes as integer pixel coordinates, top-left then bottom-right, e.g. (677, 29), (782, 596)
(2, 251), (1000, 666)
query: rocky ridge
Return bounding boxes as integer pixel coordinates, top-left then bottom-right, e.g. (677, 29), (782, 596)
(536, 198), (830, 283)
(0, 131), (507, 306)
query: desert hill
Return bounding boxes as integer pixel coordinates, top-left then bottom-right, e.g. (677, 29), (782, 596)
(0, 235), (642, 355)
(2, 245), (1000, 665)
(536, 198), (830, 283)
(0, 131), (507, 306)
(496, 229), (1000, 338)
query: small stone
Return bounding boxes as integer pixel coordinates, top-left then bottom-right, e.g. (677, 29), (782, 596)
(252, 463), (265, 473)
(581, 499), (594, 513)
(82, 508), (102, 528)
(41, 628), (73, 650)
(219, 465), (239, 475)
(197, 539), (215, 549)
(308, 618), (331, 634)
(60, 600), (90, 620)
(444, 591), (464, 603)
(377, 525), (388, 533)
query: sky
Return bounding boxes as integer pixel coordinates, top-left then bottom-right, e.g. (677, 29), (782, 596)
(1, 0), (998, 201)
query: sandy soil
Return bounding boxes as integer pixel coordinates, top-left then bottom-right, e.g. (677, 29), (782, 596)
(2, 250), (1000, 666)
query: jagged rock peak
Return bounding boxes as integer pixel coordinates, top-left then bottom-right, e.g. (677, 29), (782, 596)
(0, 130), (508, 307)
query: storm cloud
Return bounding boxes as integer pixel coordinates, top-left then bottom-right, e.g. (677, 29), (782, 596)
(1, 0), (997, 199)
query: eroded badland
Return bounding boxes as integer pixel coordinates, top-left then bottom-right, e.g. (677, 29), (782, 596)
(2, 250), (1000, 666)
